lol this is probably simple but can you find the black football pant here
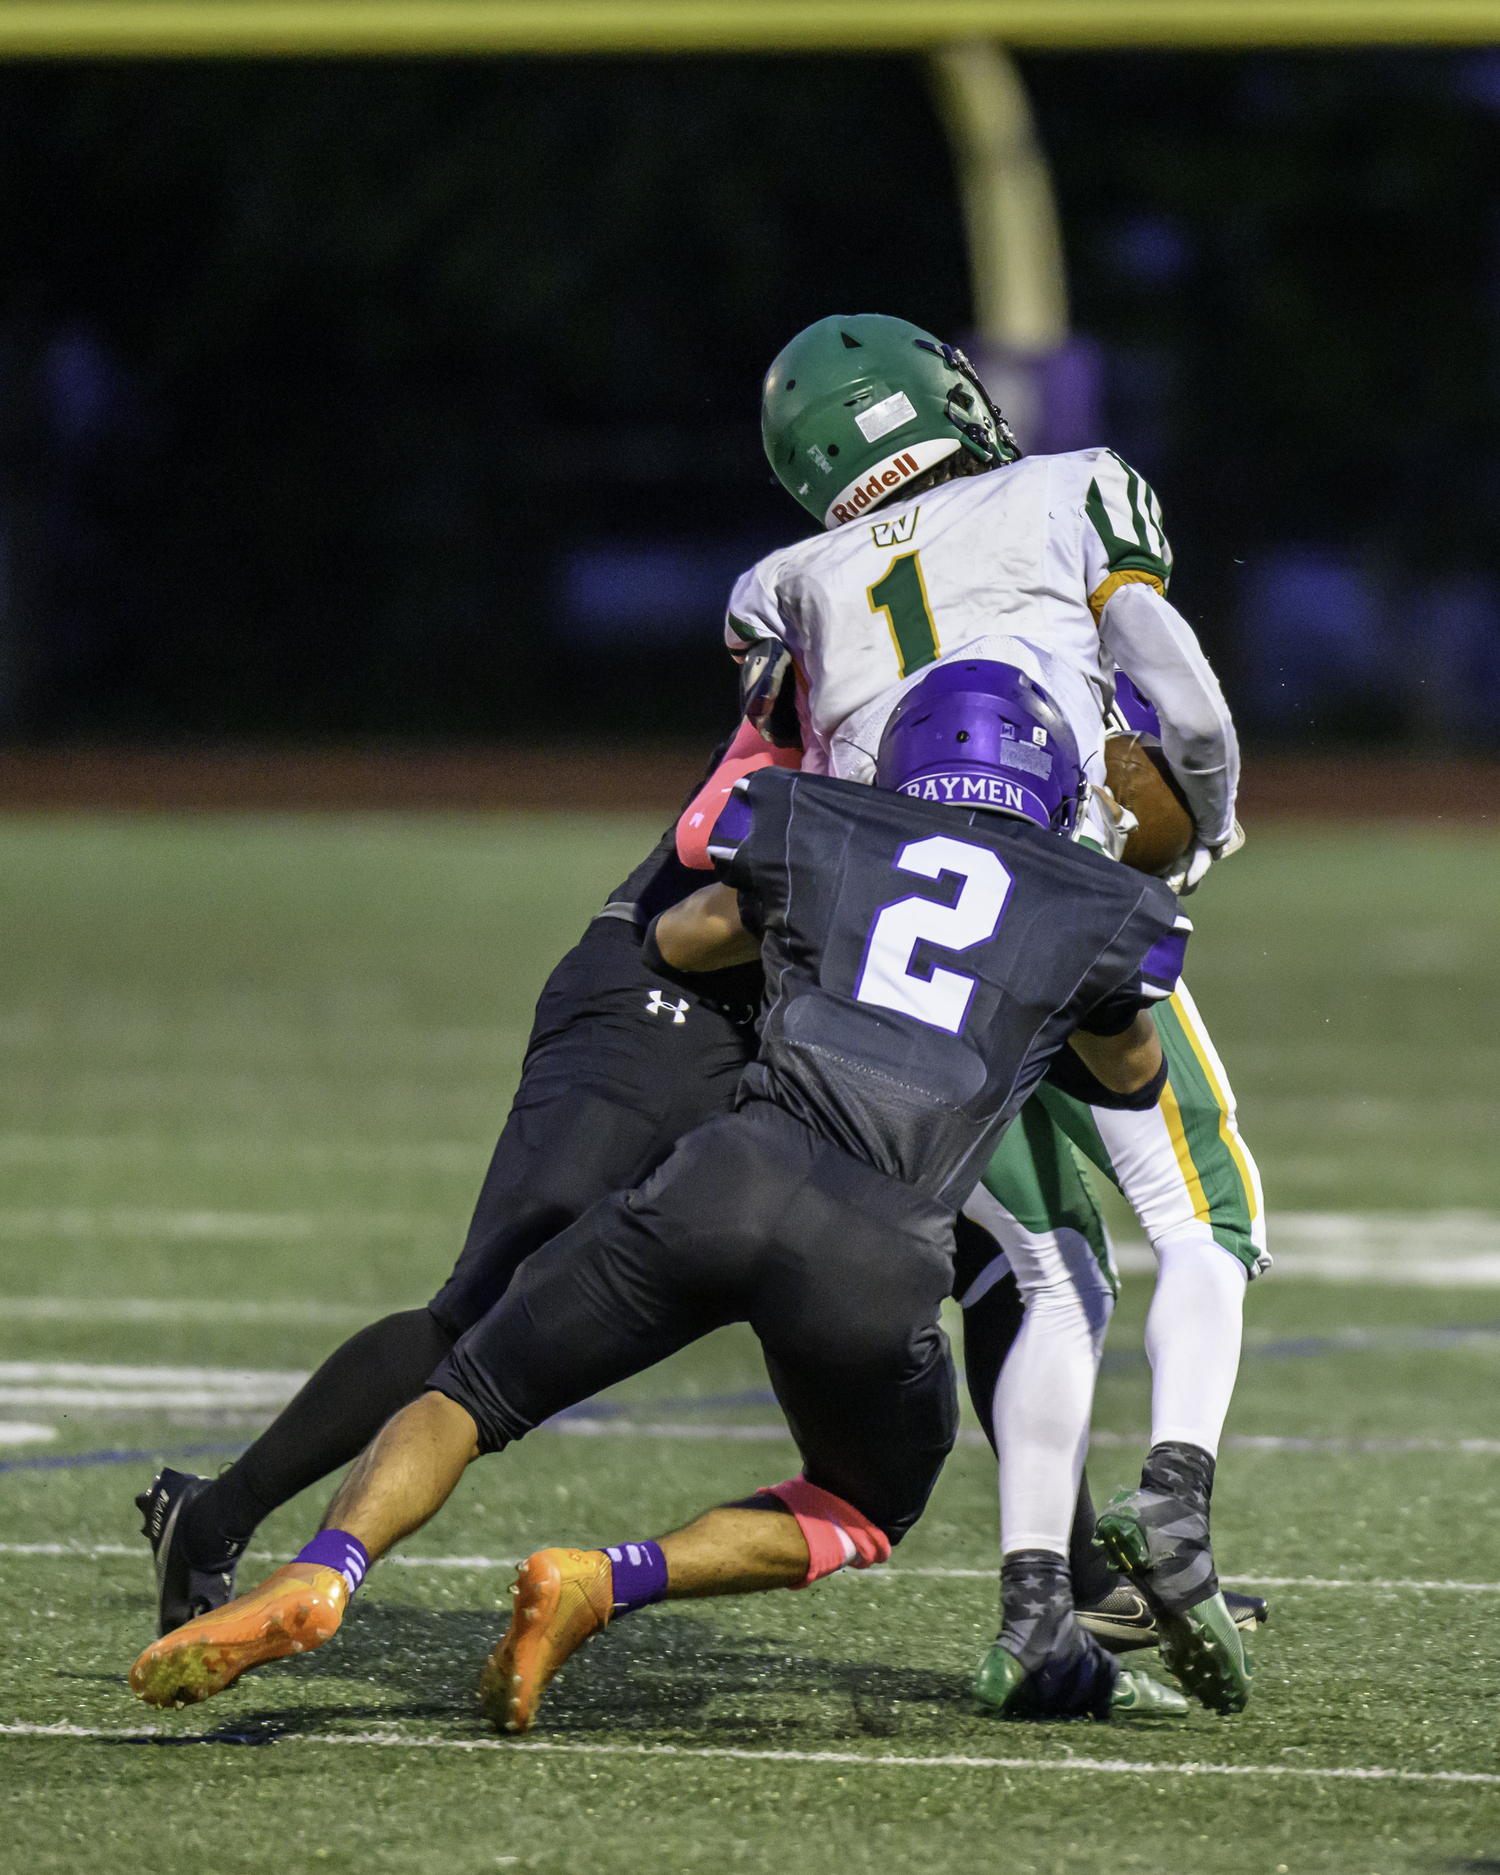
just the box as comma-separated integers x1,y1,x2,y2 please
432,1100,961,1544
188,918,759,1552
429,917,759,1334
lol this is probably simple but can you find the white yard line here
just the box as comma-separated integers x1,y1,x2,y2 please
0,1298,375,1324
1114,1210,1500,1284
3,1208,1500,1280
0,1390,295,1410
552,1417,792,1442
0,1425,56,1447
1,1392,1498,1456
0,1137,481,1172
0,1210,442,1241
0,1360,307,1414
6,1543,1499,1593
0,1363,309,1388
1087,1429,1500,1456
0,1721,1494,1783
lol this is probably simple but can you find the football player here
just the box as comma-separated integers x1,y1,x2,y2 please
129,657,1193,1727
713,314,1266,1713
131,727,1134,1648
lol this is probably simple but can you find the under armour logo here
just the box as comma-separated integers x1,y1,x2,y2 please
645,990,690,1025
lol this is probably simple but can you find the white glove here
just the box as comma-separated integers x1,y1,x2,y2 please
1166,819,1245,895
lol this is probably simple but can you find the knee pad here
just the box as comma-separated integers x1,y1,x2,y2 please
762,1476,893,1587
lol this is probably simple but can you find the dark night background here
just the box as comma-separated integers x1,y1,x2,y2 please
3,50,1499,747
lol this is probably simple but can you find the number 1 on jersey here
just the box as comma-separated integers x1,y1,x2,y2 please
868,551,939,677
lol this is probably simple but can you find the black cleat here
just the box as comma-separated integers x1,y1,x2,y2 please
1076,1580,1158,1653
135,1468,246,1636
1078,1582,1270,1654
1225,1588,1269,1633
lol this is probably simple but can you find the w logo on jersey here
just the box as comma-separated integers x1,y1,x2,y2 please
645,990,690,1025
870,508,920,549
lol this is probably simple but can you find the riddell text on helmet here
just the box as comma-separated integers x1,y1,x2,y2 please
824,437,960,529
829,453,923,526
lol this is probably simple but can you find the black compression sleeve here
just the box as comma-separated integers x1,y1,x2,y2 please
1074,987,1145,1036
181,1308,456,1557
1045,1041,1170,1112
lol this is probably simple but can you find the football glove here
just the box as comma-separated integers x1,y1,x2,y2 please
1167,819,1245,895
738,637,801,748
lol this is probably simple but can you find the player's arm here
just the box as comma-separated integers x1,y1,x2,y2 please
1047,906,1188,1108
675,569,807,872
1079,451,1239,853
647,884,762,975
1066,1012,1163,1099
676,719,802,870
1100,584,1239,853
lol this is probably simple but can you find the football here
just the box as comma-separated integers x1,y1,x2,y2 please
1103,733,1195,876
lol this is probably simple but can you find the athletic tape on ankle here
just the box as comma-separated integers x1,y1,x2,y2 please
295,1529,369,1597
763,1476,892,1587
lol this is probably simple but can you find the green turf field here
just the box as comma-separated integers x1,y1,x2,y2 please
2,814,1499,1874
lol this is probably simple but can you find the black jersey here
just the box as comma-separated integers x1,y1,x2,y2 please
709,768,1188,1211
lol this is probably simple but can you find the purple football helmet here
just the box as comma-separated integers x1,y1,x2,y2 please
874,658,1086,834
1112,672,1163,739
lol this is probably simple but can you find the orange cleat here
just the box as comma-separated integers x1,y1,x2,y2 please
129,1562,350,1708
480,1547,614,1734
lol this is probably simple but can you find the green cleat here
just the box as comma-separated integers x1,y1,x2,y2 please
1156,1589,1252,1715
1110,1669,1190,1717
973,1639,1187,1721
973,1639,1031,1714
1095,1492,1252,1715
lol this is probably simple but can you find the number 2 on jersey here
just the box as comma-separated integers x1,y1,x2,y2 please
868,551,939,677
854,835,1013,1035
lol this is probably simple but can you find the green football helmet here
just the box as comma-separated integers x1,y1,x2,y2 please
761,313,1020,531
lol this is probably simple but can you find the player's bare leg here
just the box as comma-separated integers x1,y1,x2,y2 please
482,1502,812,1733
130,1393,479,1707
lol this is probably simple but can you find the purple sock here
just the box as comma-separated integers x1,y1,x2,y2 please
603,1539,667,1615
296,1528,370,1598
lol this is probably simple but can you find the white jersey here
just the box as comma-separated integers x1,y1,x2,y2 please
725,448,1238,847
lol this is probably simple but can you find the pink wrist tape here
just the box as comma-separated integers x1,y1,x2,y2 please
764,1475,892,1587
676,719,802,870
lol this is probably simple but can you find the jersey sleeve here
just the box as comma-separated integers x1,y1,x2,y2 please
1080,450,1174,622
724,559,789,661
704,776,756,876
676,719,802,870
1074,911,1192,1032
1100,584,1239,848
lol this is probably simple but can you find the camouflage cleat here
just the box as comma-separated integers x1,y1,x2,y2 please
1077,1580,1270,1654
1095,1487,1252,1714
973,1637,1186,1721
480,1547,614,1734
129,1562,349,1708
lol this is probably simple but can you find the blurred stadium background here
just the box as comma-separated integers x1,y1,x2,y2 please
2,3,1500,781
4,9,1500,1873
